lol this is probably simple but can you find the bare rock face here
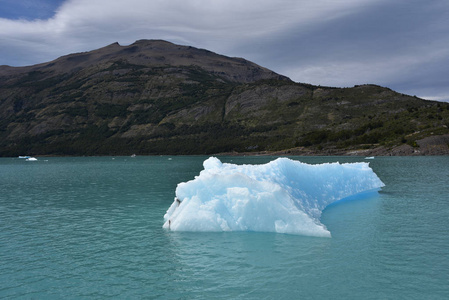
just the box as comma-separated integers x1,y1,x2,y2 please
416,134,449,155
0,40,286,83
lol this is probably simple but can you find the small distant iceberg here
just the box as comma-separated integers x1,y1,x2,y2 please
365,156,375,160
19,155,38,161
163,157,384,237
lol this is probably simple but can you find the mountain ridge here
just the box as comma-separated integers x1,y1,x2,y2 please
0,40,448,156
0,40,287,83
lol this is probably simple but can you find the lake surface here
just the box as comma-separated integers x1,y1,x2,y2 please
0,156,448,299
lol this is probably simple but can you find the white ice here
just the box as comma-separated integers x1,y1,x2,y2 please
163,157,384,237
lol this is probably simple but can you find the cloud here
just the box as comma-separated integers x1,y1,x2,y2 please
0,0,448,101
0,0,380,62
237,0,449,100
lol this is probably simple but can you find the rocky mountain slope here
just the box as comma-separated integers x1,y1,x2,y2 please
0,39,448,156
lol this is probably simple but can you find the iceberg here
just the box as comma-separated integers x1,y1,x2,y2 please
163,157,384,237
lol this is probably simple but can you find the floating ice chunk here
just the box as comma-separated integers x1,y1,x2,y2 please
163,157,384,237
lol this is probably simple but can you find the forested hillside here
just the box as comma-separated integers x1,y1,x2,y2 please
1,40,448,156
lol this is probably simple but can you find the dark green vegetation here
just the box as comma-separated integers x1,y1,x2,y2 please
1,40,448,156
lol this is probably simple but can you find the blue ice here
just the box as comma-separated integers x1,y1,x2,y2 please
163,157,384,237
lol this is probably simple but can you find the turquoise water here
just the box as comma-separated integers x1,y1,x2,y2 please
0,156,448,299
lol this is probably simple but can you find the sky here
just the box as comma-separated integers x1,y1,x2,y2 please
0,0,448,102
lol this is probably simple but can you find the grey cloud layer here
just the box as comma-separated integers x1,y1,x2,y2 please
0,0,447,101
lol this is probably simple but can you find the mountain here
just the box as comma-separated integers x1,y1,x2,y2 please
0,39,448,156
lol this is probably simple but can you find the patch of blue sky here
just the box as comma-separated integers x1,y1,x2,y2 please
0,0,66,20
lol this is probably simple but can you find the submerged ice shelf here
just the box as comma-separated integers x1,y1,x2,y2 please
163,157,384,237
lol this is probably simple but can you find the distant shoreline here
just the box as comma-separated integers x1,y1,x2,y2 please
4,133,448,158
216,134,449,157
